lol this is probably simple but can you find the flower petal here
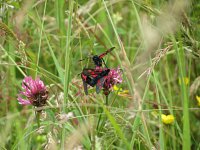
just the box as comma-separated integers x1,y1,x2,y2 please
35,77,45,91
161,114,175,124
17,96,31,105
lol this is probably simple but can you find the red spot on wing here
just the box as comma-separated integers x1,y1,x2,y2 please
81,73,87,81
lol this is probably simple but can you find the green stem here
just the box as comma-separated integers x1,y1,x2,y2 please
36,112,40,128
96,95,109,132
106,95,108,105
61,1,74,149
96,109,102,132
172,35,190,150
35,0,47,77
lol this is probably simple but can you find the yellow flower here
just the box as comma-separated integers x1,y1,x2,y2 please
179,77,189,85
118,90,129,95
113,85,129,97
113,85,129,94
196,96,200,107
161,114,175,124
113,85,122,91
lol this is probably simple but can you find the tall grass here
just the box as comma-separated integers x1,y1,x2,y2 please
173,36,191,150
0,0,199,149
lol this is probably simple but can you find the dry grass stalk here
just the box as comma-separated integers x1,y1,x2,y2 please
138,44,173,79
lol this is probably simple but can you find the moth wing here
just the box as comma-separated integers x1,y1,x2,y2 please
82,79,88,95
96,77,106,94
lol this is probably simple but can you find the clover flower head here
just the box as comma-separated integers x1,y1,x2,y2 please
103,67,122,96
17,76,48,107
161,114,175,125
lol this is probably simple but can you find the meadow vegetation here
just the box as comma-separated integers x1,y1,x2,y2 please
0,0,200,149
